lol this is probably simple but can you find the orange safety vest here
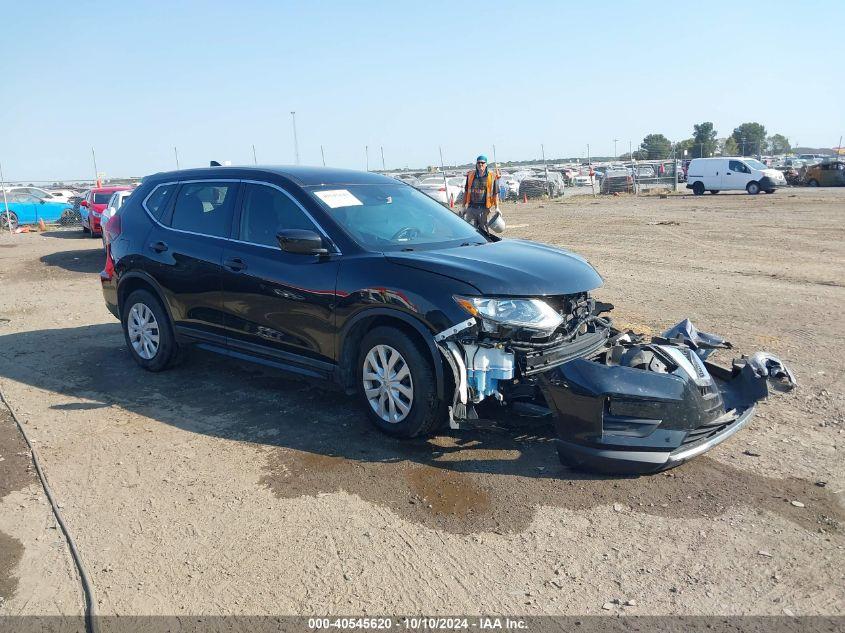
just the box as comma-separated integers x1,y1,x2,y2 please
464,169,498,209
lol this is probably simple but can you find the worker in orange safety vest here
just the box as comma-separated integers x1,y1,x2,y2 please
462,155,499,231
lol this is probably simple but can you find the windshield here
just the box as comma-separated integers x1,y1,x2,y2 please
94,192,114,204
744,159,767,170
308,183,486,251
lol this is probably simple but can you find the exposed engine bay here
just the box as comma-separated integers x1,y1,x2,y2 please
435,294,795,474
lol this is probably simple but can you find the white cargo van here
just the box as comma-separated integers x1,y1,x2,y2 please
686,157,786,195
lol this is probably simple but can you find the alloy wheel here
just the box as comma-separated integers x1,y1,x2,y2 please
362,344,414,423
128,302,160,360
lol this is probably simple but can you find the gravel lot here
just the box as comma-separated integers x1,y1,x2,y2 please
0,187,843,617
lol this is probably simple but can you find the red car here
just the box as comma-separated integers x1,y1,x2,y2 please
80,186,132,236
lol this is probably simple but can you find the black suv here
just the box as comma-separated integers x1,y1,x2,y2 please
101,166,784,474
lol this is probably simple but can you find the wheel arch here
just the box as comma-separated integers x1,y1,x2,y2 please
117,271,175,325
337,308,446,401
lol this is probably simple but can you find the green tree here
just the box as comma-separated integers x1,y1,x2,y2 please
731,122,767,156
675,138,695,157
692,122,718,158
639,133,672,160
767,134,791,154
723,137,739,156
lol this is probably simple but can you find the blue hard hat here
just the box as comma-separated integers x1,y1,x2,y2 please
476,155,488,163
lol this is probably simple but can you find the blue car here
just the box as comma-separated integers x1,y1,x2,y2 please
0,192,70,229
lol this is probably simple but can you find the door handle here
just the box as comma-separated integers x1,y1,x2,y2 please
149,241,168,253
224,257,247,272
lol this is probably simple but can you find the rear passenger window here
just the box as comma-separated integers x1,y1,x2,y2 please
171,182,238,238
238,183,318,247
144,184,176,220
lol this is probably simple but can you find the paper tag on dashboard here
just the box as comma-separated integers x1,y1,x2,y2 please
314,189,363,208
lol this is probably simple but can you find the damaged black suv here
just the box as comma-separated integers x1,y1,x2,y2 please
100,166,794,474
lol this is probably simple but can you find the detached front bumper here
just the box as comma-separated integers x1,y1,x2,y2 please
537,351,775,475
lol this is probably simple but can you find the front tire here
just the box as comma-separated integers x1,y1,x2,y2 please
122,289,180,372
765,189,775,194
691,181,704,195
746,181,761,195
0,211,18,231
357,326,443,438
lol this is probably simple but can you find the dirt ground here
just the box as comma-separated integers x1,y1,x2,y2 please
0,187,842,617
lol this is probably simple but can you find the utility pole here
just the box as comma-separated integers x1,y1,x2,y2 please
290,111,300,165
741,136,746,156
629,140,632,160
438,146,451,209
365,145,369,171
1,162,12,237
320,145,326,167
174,146,180,170
380,146,385,172
541,143,550,196
91,148,100,185
252,144,257,165
613,138,618,160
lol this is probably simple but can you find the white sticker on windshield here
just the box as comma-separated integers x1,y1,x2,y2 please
314,189,363,209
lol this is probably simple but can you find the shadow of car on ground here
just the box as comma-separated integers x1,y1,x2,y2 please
39,248,104,274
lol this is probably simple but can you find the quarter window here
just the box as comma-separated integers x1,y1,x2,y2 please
144,184,176,219
238,183,318,247
171,182,237,238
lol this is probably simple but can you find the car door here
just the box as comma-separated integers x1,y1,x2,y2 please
220,181,340,373
143,180,239,344
5,194,39,224
724,160,750,190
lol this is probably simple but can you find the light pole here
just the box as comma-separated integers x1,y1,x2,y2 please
365,145,369,172
613,138,618,160
174,146,180,170
741,135,746,156
290,111,300,165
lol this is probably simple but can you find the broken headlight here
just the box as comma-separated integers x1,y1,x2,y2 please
454,295,564,334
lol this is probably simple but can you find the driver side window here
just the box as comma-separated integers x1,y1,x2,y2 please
238,183,318,247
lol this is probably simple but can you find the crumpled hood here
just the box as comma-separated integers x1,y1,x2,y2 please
386,239,603,295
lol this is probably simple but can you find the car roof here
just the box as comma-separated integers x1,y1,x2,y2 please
144,165,397,187
92,186,132,193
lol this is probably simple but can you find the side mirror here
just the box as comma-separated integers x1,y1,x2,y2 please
80,200,89,208
39,199,45,204
277,229,328,256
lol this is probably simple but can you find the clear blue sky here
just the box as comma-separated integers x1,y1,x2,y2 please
2,0,843,181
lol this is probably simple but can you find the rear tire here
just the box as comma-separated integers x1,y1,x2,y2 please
691,182,705,195
357,326,444,438
765,190,775,194
122,289,181,372
746,181,760,195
